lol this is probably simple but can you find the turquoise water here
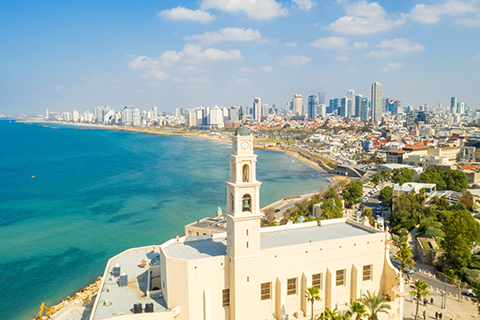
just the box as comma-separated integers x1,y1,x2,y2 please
0,120,331,320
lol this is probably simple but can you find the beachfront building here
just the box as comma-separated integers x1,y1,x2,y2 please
88,125,404,320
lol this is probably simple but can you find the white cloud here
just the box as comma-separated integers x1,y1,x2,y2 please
261,65,274,73
177,65,211,73
364,38,425,58
335,55,351,62
381,62,405,72
328,1,405,34
200,0,288,20
171,76,211,84
141,70,170,81
453,13,480,27
353,41,368,50
127,55,169,70
163,44,243,64
53,85,65,91
277,55,312,65
409,1,476,24
232,78,250,86
293,0,317,11
285,42,298,47
473,53,480,58
158,6,215,23
311,37,349,50
239,67,255,72
185,27,261,44
310,37,368,50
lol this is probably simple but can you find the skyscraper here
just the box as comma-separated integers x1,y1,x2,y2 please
371,82,383,123
318,92,325,105
360,98,369,121
307,95,318,120
339,97,352,118
355,94,363,118
347,89,355,116
253,97,261,121
451,97,457,114
293,94,303,116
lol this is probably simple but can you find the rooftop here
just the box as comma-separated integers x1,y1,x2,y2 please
93,247,168,320
163,237,227,260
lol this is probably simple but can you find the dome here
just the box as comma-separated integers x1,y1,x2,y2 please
235,125,250,136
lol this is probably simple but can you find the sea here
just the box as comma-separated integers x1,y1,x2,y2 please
0,120,332,320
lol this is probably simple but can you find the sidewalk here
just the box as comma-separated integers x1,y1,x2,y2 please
403,289,478,319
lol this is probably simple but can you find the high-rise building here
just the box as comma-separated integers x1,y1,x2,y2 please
152,107,158,120
355,94,363,118
185,109,196,127
121,106,134,125
339,97,352,118
132,109,141,126
261,104,270,117
72,110,79,122
347,90,355,116
371,82,383,123
318,92,325,105
318,104,326,117
293,94,303,116
307,95,318,120
174,108,179,117
360,98,369,121
451,97,457,114
253,97,261,121
457,102,466,114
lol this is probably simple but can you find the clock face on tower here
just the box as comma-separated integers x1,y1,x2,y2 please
241,141,249,149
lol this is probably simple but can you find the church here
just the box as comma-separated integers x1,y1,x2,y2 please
88,126,405,320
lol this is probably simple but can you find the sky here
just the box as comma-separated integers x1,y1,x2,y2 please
2,0,480,115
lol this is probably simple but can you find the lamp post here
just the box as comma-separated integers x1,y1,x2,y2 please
444,273,447,309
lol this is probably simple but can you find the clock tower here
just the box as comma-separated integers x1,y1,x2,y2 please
226,124,262,319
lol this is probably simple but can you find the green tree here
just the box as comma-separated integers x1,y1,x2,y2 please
350,301,367,320
410,279,430,320
416,167,446,189
318,308,350,320
441,169,468,192
371,173,382,186
393,238,416,277
392,168,415,186
380,169,391,182
390,191,421,231
342,181,364,208
361,291,391,320
448,269,463,302
441,210,480,269
378,186,393,208
459,191,474,211
305,286,321,320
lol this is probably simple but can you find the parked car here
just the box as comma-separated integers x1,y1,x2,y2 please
467,289,477,297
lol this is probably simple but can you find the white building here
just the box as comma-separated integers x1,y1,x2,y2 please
253,98,261,121
371,82,383,123
293,94,303,116
89,127,404,320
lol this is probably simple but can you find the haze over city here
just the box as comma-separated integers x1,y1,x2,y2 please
2,0,480,115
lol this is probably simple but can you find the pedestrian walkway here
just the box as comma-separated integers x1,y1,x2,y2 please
403,288,478,319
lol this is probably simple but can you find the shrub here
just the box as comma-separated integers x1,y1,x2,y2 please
425,226,444,238
461,267,480,286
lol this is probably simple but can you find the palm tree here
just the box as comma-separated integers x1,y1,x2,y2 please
410,279,430,320
305,286,321,320
393,238,416,278
361,291,391,320
350,301,367,320
318,308,350,320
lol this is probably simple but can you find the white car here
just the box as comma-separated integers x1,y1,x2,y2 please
467,289,477,297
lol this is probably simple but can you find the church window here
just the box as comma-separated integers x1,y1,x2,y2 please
287,278,297,295
242,164,250,182
222,289,230,307
312,273,322,290
261,282,271,300
242,194,252,212
363,265,372,281
336,269,346,286
230,193,234,211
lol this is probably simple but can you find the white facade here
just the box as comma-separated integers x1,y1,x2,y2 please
253,97,261,121
371,82,383,123
293,94,303,116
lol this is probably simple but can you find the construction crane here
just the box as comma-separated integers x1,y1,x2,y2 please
36,302,56,319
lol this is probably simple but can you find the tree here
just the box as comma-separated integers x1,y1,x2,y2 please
416,167,446,189
459,191,474,211
342,181,364,208
393,238,416,278
318,308,350,320
350,301,367,320
305,286,321,320
371,173,382,186
361,291,391,320
380,169,391,182
378,186,393,208
441,210,480,269
441,169,468,192
448,269,463,302
390,191,421,231
410,279,430,320
392,168,415,186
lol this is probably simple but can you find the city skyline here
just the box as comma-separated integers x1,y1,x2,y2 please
2,0,480,115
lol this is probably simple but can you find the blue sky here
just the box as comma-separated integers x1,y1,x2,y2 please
1,0,480,115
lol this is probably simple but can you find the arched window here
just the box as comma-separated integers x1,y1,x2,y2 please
230,193,234,211
242,194,252,212
242,164,250,182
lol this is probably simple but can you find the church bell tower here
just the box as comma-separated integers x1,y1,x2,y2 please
226,124,262,319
